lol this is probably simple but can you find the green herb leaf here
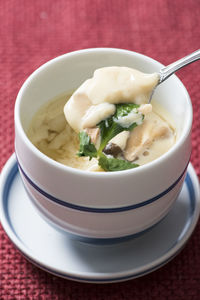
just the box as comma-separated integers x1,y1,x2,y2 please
98,154,139,172
98,118,123,153
115,103,139,118
77,131,97,160
97,103,143,153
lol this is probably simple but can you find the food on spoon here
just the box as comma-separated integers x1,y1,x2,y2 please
64,67,159,133
63,67,175,171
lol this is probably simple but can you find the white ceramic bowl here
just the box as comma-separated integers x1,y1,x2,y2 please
14,48,192,240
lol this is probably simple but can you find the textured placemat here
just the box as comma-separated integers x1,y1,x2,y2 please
0,0,200,299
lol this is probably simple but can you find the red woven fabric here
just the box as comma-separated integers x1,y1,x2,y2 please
0,0,200,299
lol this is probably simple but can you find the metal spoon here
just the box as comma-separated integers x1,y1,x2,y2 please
149,49,200,102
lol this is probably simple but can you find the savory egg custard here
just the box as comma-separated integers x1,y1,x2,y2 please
28,67,176,172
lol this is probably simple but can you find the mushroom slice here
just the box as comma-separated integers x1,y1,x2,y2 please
124,124,152,161
85,127,100,146
124,112,172,162
103,131,130,158
103,143,123,157
109,131,130,151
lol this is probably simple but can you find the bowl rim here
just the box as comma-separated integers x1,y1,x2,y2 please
14,47,193,178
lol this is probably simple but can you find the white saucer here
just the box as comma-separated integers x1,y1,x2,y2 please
0,154,200,283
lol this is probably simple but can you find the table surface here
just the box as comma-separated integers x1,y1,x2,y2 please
0,0,200,299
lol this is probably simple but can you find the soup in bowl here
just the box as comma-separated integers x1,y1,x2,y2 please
14,48,192,239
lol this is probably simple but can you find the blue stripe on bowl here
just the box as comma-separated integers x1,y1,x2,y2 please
17,161,188,213
21,182,168,244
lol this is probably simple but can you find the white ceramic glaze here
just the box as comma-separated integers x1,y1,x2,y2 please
14,48,193,239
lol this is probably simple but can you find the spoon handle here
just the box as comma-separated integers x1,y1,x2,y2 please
159,49,200,83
